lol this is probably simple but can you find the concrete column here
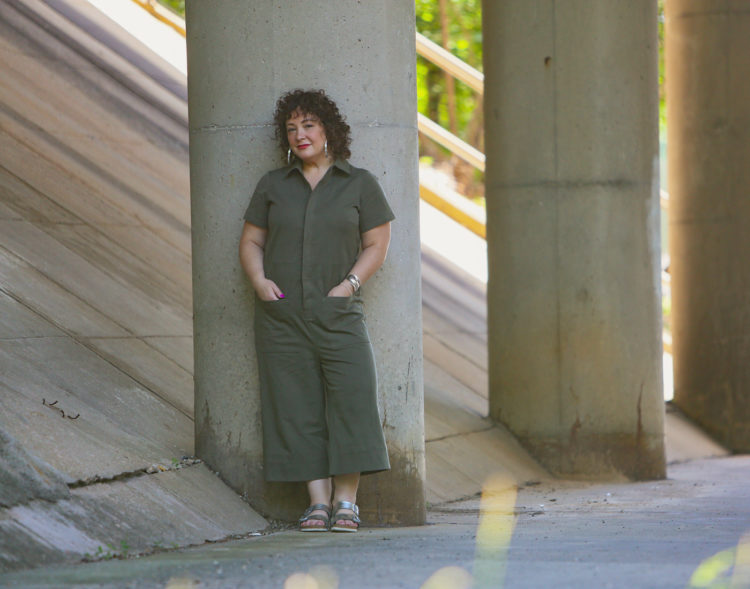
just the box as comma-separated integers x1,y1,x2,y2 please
186,1,425,524
483,0,665,479
667,2,750,452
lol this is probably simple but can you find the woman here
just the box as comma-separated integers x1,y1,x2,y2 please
239,89,394,532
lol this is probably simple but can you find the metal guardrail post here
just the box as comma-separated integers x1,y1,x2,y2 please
415,32,484,94
419,183,485,239
417,114,485,172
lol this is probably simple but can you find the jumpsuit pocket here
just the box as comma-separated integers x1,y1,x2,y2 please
255,299,298,349
321,294,356,314
256,299,291,319
325,295,353,303
317,297,369,344
258,298,289,309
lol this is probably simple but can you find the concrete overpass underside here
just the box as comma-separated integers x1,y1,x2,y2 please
0,0,727,573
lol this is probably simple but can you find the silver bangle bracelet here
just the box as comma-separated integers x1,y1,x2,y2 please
346,274,361,292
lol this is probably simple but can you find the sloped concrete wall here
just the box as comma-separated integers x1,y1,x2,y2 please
0,0,266,572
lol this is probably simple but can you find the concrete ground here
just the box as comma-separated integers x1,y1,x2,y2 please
2,455,748,589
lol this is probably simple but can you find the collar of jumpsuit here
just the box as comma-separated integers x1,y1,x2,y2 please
284,157,352,178
244,158,394,315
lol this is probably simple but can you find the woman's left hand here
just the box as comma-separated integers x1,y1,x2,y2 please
327,281,355,298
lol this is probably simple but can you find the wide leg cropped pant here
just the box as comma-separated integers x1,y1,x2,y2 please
254,296,390,482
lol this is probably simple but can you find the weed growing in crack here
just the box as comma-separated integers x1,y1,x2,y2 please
82,540,131,562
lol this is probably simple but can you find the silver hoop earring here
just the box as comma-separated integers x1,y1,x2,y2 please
287,148,292,165
324,140,328,158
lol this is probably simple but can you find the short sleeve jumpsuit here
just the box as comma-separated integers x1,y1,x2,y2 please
244,159,394,482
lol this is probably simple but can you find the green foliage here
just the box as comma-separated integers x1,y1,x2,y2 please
416,0,482,143
84,540,130,562
416,1,484,198
157,0,184,17
658,0,666,135
96,545,115,560
416,0,482,69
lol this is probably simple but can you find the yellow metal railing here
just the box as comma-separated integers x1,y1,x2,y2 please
419,182,486,239
417,114,485,172
415,32,484,95
414,32,486,238
131,0,186,35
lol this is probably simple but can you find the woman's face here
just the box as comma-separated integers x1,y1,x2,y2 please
286,110,328,165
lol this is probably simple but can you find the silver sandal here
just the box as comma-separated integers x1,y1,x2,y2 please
298,503,331,532
330,500,360,533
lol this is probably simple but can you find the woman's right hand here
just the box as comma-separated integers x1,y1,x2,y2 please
240,223,283,301
254,278,285,302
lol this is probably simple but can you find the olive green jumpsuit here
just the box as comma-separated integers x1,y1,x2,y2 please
244,159,394,482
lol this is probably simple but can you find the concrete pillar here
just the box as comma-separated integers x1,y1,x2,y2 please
667,2,750,452
186,1,425,524
483,0,665,479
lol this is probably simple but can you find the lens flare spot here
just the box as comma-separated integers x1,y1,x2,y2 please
284,565,339,589
420,565,473,589
284,572,319,589
688,533,750,588
473,473,518,589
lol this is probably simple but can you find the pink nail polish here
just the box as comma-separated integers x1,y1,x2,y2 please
279,293,285,299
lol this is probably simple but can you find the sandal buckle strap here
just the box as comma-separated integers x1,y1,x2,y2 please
332,501,361,525
299,503,331,522
334,501,359,515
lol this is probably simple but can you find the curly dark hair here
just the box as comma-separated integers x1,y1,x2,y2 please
273,89,352,162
